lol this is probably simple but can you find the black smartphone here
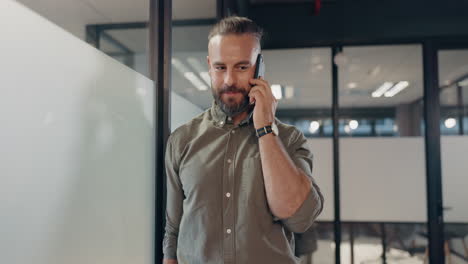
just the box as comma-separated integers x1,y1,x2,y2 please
253,54,265,79
250,54,265,105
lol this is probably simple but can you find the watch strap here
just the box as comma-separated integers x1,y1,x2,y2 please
256,125,273,138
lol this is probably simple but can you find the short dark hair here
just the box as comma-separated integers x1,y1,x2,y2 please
208,16,264,45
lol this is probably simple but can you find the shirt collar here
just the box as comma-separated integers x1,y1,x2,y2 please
210,100,254,127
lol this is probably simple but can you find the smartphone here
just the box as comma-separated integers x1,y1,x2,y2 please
253,54,265,79
250,54,265,105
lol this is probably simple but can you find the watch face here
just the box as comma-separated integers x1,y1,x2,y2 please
272,123,279,136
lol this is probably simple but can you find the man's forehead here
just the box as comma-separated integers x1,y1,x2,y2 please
208,34,260,63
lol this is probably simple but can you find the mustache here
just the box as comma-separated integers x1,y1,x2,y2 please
219,85,247,95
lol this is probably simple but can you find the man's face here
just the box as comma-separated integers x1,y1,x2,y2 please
207,34,260,117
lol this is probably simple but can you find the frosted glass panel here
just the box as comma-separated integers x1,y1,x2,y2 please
340,138,427,222
0,1,154,264
308,139,334,221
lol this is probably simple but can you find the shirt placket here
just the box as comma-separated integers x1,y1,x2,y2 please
222,122,237,264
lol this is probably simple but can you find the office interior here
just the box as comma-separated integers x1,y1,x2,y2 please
1,0,467,263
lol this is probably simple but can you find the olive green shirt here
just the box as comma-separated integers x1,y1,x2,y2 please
163,101,324,264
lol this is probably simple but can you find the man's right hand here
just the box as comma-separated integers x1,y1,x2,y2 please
163,258,177,264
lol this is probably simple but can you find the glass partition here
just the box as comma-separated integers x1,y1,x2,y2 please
0,1,155,264
338,45,428,263
438,49,468,264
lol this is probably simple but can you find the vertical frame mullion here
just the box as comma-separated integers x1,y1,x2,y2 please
332,45,342,264
423,40,445,264
149,0,172,263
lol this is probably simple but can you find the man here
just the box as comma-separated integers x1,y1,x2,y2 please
163,16,323,264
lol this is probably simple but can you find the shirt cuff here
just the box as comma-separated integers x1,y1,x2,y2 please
280,185,323,233
163,234,178,259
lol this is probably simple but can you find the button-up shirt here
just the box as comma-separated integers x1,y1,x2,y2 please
163,101,324,264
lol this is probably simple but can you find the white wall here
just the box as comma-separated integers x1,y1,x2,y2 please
0,1,156,264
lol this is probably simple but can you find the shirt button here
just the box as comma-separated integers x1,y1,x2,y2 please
226,192,231,198
228,117,232,121
231,130,235,134
226,229,232,234
219,121,224,125
227,159,232,164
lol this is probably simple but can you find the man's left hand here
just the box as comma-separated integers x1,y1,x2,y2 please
249,77,278,129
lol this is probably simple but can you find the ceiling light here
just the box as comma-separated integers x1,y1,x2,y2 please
349,120,359,130
271,84,283,100
285,85,294,99
333,52,348,66
309,121,320,134
199,72,211,85
172,58,208,91
347,82,357,89
184,72,208,91
186,57,205,72
444,118,457,129
187,57,211,85
344,125,351,134
384,81,409,97
458,78,468,87
372,82,394,98
172,58,190,73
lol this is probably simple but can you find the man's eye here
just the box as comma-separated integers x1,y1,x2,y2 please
215,66,225,70
239,66,249,70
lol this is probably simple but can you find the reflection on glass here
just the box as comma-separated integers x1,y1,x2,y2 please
100,28,149,78
338,45,427,263
438,49,468,264
299,222,335,264
338,45,424,138
342,223,428,264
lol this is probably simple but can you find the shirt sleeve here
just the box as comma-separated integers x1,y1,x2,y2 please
279,130,324,234
162,135,184,259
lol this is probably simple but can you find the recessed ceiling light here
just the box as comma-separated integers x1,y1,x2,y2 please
349,120,359,130
172,58,208,91
285,85,294,99
372,82,394,98
333,52,348,66
444,118,457,129
384,81,409,97
344,125,351,134
271,84,283,100
186,57,205,72
184,72,208,91
458,78,468,87
309,121,320,134
199,72,211,85
347,82,357,89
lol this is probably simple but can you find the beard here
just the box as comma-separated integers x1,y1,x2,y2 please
212,84,252,117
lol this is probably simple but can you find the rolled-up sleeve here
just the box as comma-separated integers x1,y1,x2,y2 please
279,130,324,233
162,135,184,259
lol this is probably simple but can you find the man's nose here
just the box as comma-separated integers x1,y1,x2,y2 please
224,69,236,86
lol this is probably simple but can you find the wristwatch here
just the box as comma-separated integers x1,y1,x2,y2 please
256,122,279,138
